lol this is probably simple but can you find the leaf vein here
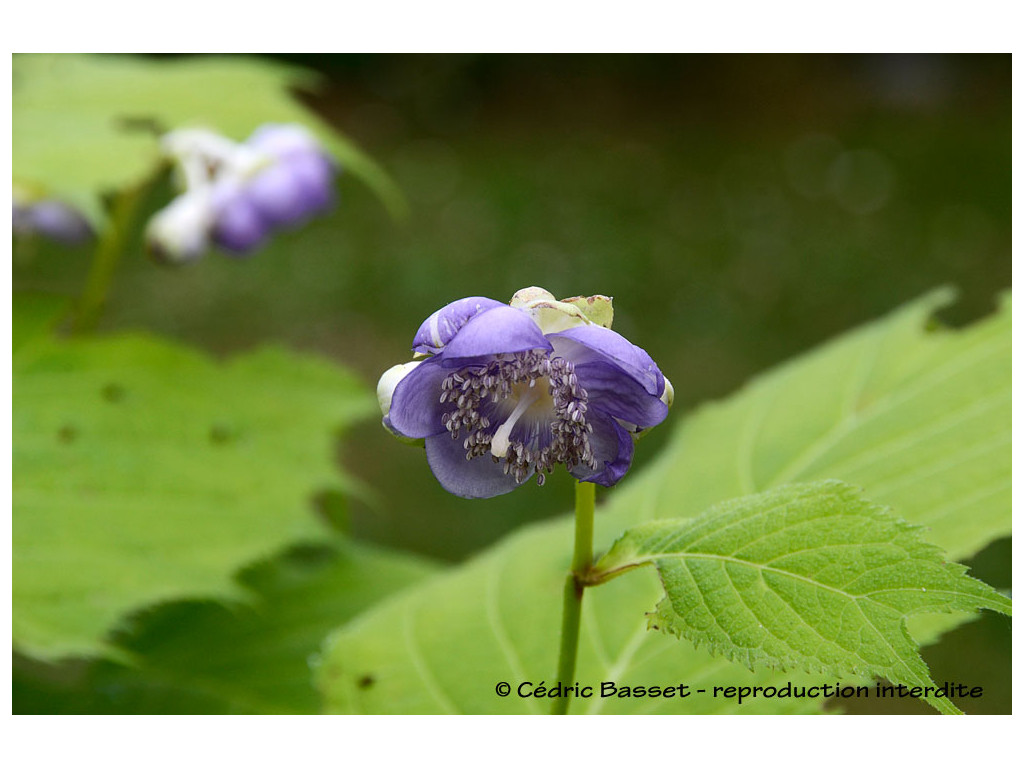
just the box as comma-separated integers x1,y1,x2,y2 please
768,332,1005,486
402,607,458,714
810,386,1007,480
484,557,541,713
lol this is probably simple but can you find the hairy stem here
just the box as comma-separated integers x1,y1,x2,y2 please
551,480,595,715
71,186,146,334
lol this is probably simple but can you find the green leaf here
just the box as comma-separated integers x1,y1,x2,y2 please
15,542,437,714
594,481,1011,715
628,288,1011,562
319,515,834,714
13,295,377,660
318,290,1010,714
13,53,405,226
11,293,68,354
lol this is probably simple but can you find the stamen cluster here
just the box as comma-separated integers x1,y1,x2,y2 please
439,351,597,485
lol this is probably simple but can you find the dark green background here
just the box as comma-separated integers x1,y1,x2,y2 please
14,54,1011,713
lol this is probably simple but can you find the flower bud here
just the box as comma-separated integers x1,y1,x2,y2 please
145,188,215,263
161,128,240,189
242,125,337,227
244,162,319,227
148,123,339,263
510,286,613,334
660,376,674,408
211,191,269,253
246,124,323,157
377,361,426,445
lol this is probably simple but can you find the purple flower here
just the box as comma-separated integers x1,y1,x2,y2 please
224,124,336,236
378,288,672,498
209,180,269,254
12,196,93,246
147,125,338,262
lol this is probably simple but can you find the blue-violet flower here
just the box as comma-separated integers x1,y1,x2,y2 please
146,124,337,263
378,287,673,498
12,187,93,246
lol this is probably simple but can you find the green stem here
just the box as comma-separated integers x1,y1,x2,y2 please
551,480,595,715
71,186,145,334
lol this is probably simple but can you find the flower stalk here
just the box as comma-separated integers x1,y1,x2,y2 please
70,184,147,334
377,288,672,714
551,480,596,715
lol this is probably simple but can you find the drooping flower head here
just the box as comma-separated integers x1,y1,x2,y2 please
378,288,673,498
146,124,337,263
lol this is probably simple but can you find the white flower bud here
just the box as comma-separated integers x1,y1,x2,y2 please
660,376,674,408
162,128,242,190
377,360,426,447
145,188,216,263
377,360,422,418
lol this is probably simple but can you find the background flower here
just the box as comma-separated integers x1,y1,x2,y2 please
147,125,338,262
12,192,93,246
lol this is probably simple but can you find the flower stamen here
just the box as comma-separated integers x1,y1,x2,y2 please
439,350,598,485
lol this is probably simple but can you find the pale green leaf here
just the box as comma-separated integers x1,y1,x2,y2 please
595,481,1011,715
15,542,437,714
319,515,831,714
318,291,1009,714
13,53,405,226
619,288,1011,561
13,295,377,660
11,293,68,354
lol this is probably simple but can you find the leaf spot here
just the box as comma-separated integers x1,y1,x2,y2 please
101,383,126,403
357,674,376,689
209,424,236,445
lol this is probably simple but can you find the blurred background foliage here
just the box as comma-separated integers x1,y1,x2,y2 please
13,54,1010,712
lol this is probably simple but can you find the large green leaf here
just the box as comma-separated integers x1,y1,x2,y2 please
13,53,405,225
625,288,1011,561
322,517,839,715
13,295,377,660
14,542,436,714
318,290,1009,713
595,481,1010,715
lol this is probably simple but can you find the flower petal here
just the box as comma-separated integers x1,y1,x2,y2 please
549,325,664,397
386,358,450,439
145,189,215,263
571,410,634,486
288,152,336,213
246,163,317,227
213,194,269,253
20,200,94,245
412,297,506,355
377,360,423,418
438,305,552,363
573,360,669,429
425,433,530,498
246,123,323,158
